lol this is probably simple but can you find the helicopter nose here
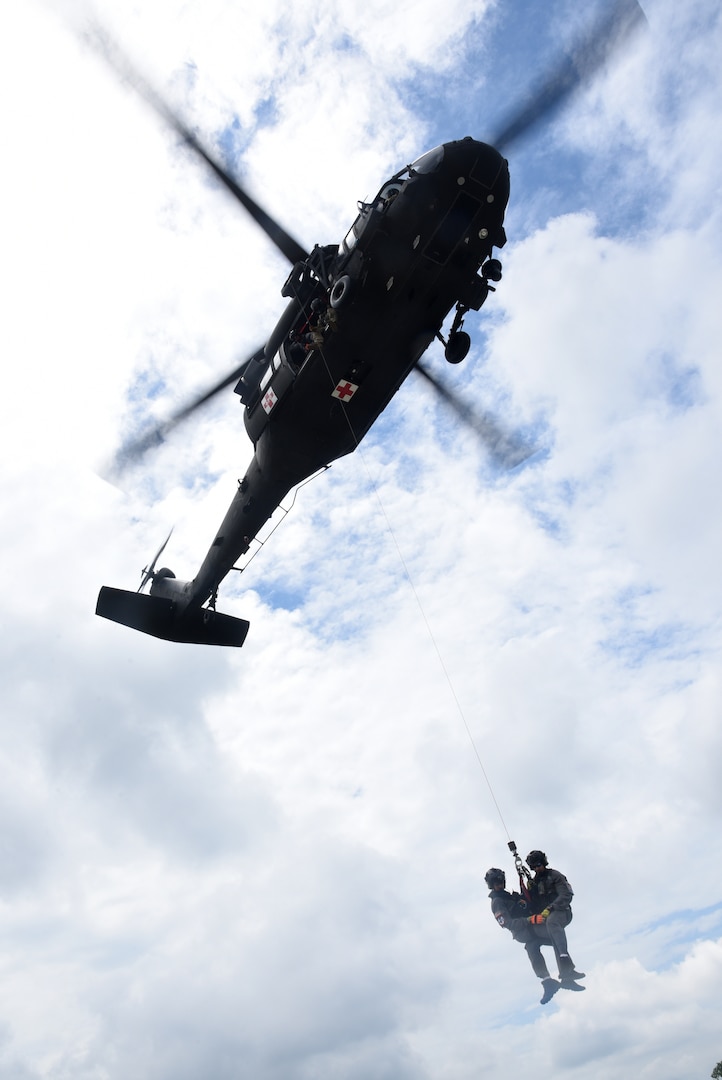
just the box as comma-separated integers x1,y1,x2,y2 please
433,140,509,254
444,139,509,208
472,142,509,197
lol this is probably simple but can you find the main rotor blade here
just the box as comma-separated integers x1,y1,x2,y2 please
489,0,646,153
415,361,533,470
111,351,259,475
85,24,308,266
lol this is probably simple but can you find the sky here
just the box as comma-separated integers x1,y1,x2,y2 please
1,0,721,1077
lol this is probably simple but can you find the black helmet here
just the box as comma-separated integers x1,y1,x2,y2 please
526,850,548,869
485,867,506,888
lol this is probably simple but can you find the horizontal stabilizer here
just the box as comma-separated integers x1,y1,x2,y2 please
96,587,250,647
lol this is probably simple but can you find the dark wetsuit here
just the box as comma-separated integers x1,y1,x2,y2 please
489,888,552,980
490,888,527,932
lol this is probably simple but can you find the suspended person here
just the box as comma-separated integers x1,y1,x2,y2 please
484,867,563,1004
526,849,585,990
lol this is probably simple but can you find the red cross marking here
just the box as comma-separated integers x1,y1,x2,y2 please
333,381,358,401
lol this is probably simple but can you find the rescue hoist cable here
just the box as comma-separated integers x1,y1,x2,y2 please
376,512,514,844
299,308,514,844
317,370,514,842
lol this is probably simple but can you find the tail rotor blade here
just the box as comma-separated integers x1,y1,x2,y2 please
415,360,533,470
139,528,174,592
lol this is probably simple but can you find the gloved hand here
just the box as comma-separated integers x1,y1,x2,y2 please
541,908,551,918
528,909,550,924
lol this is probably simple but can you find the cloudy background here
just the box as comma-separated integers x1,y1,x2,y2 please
1,0,721,1076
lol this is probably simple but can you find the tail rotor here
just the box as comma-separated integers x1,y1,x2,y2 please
138,529,173,593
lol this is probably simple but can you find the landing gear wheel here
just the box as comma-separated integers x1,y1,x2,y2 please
445,331,471,364
482,258,502,282
330,275,354,309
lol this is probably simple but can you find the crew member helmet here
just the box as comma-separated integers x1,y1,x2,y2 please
484,868,506,888
526,850,548,869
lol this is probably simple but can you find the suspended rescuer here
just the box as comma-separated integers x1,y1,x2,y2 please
485,853,585,1005
526,849,585,989
485,867,562,1004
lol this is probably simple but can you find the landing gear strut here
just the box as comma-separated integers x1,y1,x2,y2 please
438,302,472,364
438,257,503,364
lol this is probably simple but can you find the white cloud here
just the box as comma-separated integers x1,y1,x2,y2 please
1,0,721,1077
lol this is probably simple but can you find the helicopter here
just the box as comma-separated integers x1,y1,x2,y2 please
95,0,645,648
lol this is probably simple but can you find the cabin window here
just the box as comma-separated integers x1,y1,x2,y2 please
259,364,273,392
411,145,445,173
259,349,283,392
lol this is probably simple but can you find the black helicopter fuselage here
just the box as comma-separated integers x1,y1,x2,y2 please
98,137,509,645
94,3,646,646
159,138,508,607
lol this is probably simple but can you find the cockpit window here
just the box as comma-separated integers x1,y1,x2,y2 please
376,182,403,210
339,178,406,256
342,223,359,254
340,204,372,254
411,145,445,173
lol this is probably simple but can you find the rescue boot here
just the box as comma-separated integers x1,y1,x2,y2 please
558,954,585,981
539,978,561,1005
559,979,586,991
